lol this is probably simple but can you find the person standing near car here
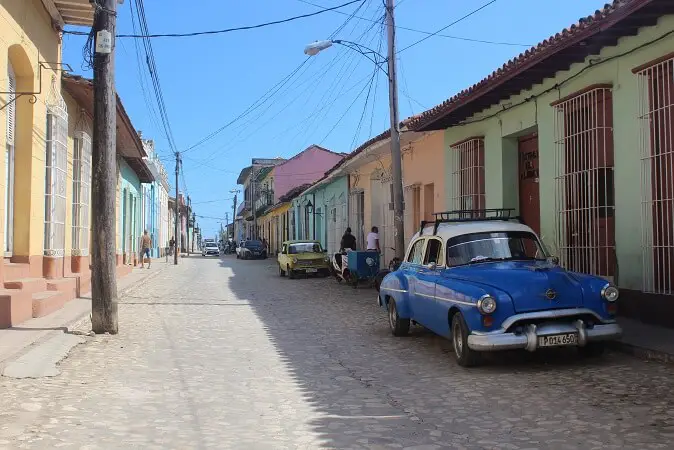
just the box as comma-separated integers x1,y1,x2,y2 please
367,226,380,253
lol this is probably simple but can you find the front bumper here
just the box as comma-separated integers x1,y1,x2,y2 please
467,319,622,352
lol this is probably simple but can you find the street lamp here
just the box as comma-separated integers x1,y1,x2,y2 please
304,0,405,261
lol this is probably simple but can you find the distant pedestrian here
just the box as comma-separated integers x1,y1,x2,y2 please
169,237,175,257
367,226,380,253
340,227,357,251
141,230,152,268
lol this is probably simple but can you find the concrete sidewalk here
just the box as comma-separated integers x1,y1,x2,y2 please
0,260,170,368
614,317,674,364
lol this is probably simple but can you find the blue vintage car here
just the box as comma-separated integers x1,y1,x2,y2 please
378,209,622,367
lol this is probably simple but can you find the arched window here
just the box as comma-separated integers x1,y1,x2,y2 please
5,62,16,255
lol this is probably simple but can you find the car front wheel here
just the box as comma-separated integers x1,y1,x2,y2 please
388,299,410,337
452,313,482,367
288,265,295,279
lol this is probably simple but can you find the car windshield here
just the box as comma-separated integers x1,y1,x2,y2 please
205,243,218,248
288,243,322,254
446,231,547,267
245,240,263,248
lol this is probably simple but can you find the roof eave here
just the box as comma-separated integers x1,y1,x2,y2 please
412,0,671,131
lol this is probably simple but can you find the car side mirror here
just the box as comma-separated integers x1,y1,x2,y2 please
548,256,559,265
426,262,437,271
323,249,328,253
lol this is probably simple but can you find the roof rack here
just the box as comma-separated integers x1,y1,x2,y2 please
419,209,522,235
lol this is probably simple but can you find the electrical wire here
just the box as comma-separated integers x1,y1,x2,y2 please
64,0,361,38
398,0,499,53
133,0,179,154
297,0,531,47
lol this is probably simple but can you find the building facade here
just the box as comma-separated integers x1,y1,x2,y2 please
410,0,674,327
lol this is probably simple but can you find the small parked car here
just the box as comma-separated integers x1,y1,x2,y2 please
237,239,267,260
202,242,220,257
378,209,622,367
278,240,330,278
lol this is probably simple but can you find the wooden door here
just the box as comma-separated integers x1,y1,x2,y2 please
518,134,541,235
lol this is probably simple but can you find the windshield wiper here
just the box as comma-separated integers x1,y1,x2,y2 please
467,257,507,264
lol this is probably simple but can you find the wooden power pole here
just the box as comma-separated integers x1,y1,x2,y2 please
174,152,179,265
91,0,119,334
186,195,190,255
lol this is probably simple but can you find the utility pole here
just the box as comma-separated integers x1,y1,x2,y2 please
251,168,257,239
174,152,179,265
386,0,405,261
186,195,191,255
91,0,118,334
191,212,195,253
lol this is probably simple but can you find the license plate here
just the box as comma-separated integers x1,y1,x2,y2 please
305,268,318,273
538,333,578,347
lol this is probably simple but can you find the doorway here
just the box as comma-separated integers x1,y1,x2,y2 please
518,134,541,235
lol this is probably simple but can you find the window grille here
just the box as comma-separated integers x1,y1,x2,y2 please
5,63,16,255
450,138,485,210
553,86,615,278
72,132,91,256
44,95,68,257
636,56,674,294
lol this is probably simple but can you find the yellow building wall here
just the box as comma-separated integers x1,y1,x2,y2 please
401,131,445,240
0,0,63,263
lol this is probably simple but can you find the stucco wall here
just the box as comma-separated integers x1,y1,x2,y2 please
0,0,63,261
442,15,674,291
402,131,445,240
274,147,343,200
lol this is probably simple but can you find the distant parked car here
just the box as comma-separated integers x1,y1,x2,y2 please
237,239,267,260
277,240,330,279
378,209,622,367
202,242,220,257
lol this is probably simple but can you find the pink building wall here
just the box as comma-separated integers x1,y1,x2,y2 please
273,145,344,202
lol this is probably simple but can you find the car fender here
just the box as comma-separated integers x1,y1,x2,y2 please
436,275,516,333
378,270,412,318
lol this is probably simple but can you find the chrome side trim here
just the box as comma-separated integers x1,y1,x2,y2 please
471,308,612,335
416,292,476,307
381,287,408,294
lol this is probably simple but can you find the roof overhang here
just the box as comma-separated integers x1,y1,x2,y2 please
42,0,94,27
62,74,154,183
237,166,252,185
412,0,674,131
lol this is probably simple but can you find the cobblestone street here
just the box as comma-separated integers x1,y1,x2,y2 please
1,256,674,449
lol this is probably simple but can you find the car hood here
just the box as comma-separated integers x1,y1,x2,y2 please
448,261,584,313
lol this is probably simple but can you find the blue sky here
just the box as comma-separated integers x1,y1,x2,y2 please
63,0,610,238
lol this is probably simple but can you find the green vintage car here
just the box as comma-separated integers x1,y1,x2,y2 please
277,240,331,279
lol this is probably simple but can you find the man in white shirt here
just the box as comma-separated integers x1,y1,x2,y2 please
366,226,380,253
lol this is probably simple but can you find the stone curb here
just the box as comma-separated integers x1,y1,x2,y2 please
608,341,674,365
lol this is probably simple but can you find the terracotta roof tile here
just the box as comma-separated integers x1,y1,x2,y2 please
410,0,665,131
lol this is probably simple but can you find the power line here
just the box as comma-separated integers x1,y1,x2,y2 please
64,0,361,38
398,0,499,53
297,0,530,47
132,0,179,154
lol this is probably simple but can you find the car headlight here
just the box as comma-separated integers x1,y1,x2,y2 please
477,295,497,315
601,284,619,302
292,257,298,264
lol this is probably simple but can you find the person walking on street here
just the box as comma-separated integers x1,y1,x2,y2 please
340,227,357,252
169,237,175,256
367,226,380,253
141,230,152,269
